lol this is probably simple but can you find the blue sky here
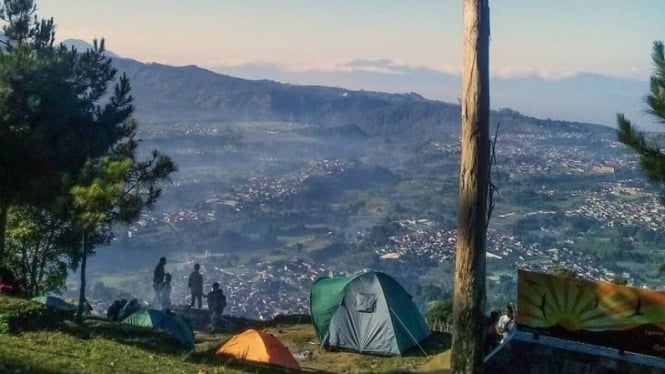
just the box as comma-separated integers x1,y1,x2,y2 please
37,0,665,79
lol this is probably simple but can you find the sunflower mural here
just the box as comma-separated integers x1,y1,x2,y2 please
518,270,665,332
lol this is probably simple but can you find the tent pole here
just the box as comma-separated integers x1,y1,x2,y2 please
390,307,428,357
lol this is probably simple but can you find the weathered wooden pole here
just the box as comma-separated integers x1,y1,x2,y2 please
451,0,490,373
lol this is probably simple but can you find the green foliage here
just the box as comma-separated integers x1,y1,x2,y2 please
0,0,176,321
0,0,135,263
426,299,453,325
0,295,67,333
0,295,263,374
617,41,665,203
616,41,665,278
5,206,70,296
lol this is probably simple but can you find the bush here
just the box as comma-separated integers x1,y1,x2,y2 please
0,296,67,333
426,299,453,325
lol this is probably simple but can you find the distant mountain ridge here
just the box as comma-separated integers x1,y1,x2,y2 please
60,39,613,139
212,59,650,128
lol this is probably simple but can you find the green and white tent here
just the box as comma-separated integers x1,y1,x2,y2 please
310,271,431,355
122,309,195,348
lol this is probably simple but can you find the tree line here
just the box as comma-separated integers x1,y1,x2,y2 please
0,0,175,318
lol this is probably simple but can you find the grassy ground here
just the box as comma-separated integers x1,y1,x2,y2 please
0,295,451,374
258,324,451,373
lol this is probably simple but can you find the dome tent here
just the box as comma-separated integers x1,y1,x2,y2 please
216,329,300,370
310,271,431,355
122,309,194,348
32,295,77,314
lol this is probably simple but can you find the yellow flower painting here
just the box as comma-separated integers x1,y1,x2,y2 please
517,270,665,332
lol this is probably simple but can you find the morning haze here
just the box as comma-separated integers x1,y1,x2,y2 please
2,1,665,373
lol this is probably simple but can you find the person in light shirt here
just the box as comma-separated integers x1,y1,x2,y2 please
496,303,515,343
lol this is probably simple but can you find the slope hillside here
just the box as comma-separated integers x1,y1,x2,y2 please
113,58,614,141
0,295,452,373
62,39,613,139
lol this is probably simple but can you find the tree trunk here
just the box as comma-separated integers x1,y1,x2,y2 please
451,0,490,373
77,232,87,321
0,200,8,267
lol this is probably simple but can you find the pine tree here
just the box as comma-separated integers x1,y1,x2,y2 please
0,1,176,317
617,41,665,201
0,0,176,271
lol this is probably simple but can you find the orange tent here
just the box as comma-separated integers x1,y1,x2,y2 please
216,329,301,370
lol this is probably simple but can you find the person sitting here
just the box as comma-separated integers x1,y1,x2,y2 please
106,300,123,321
496,303,516,343
0,268,21,295
118,298,141,321
206,282,227,332
0,281,15,295
484,310,501,354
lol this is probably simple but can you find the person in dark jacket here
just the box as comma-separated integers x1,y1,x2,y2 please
188,263,203,309
118,298,141,321
485,310,501,354
206,282,227,332
106,300,122,321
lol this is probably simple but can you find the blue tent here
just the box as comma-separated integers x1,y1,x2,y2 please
32,295,77,314
310,271,431,355
122,309,194,348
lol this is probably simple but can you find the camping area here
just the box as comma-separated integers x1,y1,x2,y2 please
0,294,451,373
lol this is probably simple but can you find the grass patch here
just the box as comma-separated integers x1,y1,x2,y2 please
0,295,295,374
261,323,451,374
0,295,451,373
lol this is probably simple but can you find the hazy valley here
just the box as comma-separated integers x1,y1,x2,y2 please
71,51,665,321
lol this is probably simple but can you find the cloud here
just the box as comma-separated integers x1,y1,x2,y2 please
490,65,578,80
205,57,604,80
205,57,460,76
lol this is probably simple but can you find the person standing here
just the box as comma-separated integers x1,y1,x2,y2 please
161,273,172,310
206,282,227,332
153,257,167,307
188,263,204,309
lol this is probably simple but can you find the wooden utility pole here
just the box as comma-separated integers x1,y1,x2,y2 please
451,0,490,373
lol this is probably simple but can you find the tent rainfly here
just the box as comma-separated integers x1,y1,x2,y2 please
310,271,431,355
216,329,301,370
122,309,195,348
32,295,77,314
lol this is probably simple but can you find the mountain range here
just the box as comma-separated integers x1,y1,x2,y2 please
59,39,629,137
210,59,650,128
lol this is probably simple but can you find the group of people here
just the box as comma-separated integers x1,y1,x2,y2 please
153,257,173,309
485,303,516,354
153,257,228,331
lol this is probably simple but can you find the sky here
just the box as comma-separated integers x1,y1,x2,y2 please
36,0,665,80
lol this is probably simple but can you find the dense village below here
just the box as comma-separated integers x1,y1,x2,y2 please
79,120,665,320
